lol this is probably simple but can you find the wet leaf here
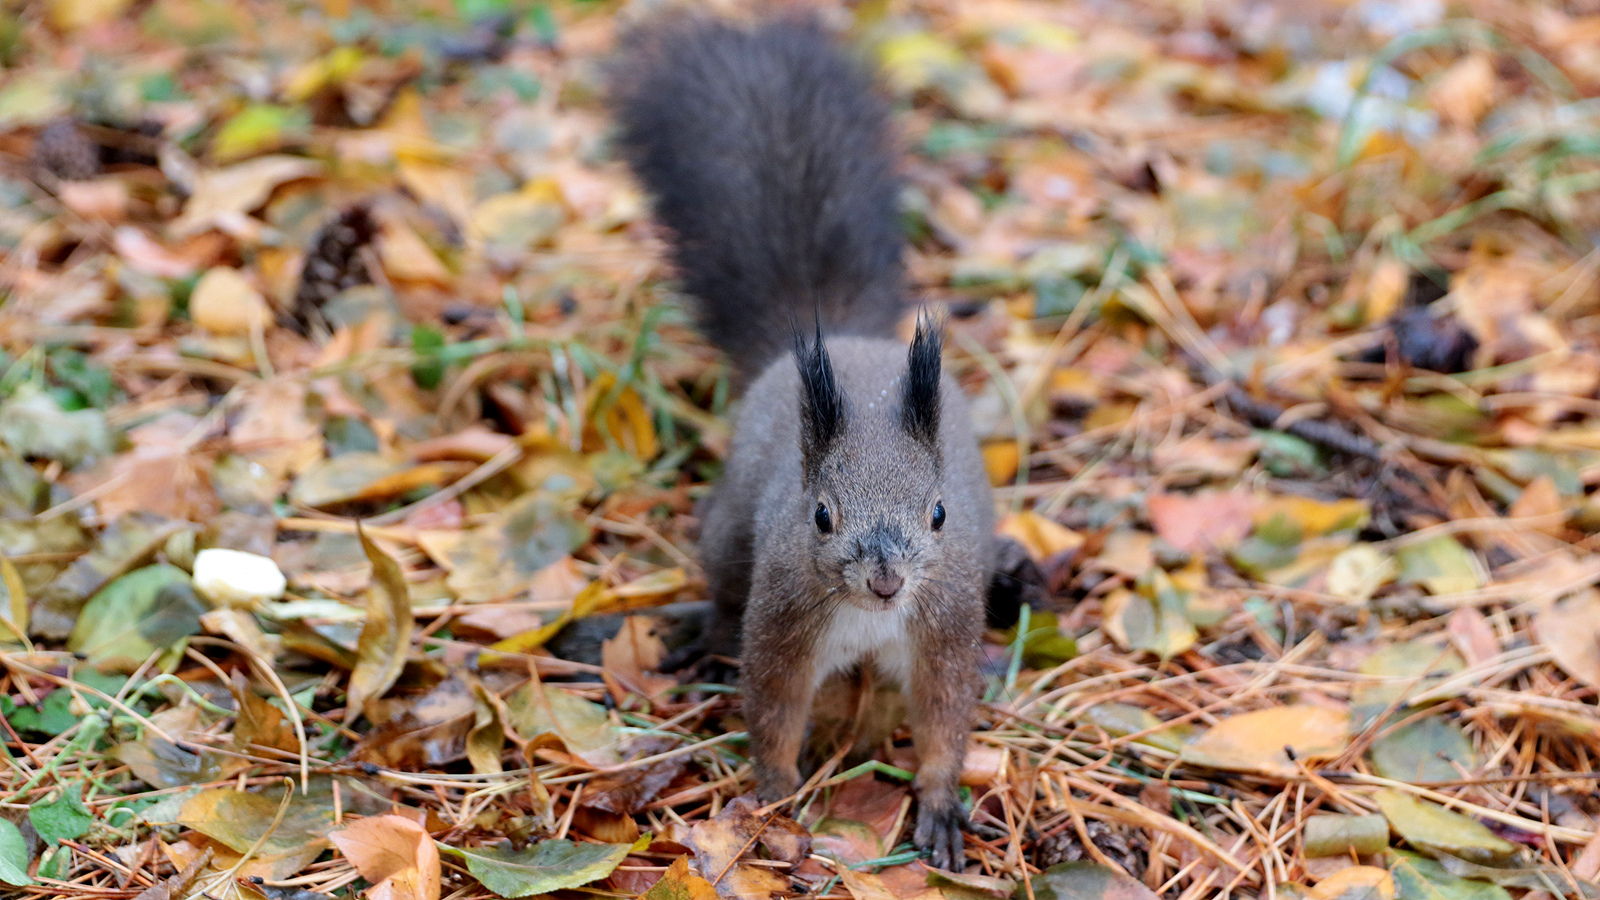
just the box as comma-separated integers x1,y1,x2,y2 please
1180,705,1348,777
1373,791,1517,865
346,524,413,719
67,563,207,672
1370,717,1477,783
31,786,93,846
440,838,634,898
640,856,719,900
1021,861,1158,900
330,815,440,900
1533,590,1600,691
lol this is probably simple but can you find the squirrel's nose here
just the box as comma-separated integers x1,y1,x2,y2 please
868,572,903,599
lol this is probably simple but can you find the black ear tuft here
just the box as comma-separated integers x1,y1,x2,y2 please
903,312,942,446
796,323,845,454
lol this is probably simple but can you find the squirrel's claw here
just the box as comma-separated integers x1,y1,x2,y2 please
914,802,967,872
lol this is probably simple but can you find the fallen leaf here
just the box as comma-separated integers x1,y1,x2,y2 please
0,382,112,468
504,676,620,765
1304,814,1390,858
1352,642,1466,729
440,838,635,898
190,267,270,336
982,441,1021,485
1426,54,1496,128
685,796,811,900
1389,851,1511,900
640,855,719,900
1446,608,1499,667
1369,716,1477,783
1102,570,1196,659
30,785,93,846
1024,861,1157,900
582,735,686,814
1309,866,1395,900
840,868,900,900
1147,490,1256,552
169,155,321,238
330,815,440,900
178,786,333,881
1180,705,1349,777
1327,544,1397,604
1082,703,1193,753
1395,537,1483,596
345,524,413,720
1373,791,1517,865
1507,476,1563,534
997,511,1083,559
1533,590,1600,690
0,819,32,886
131,846,211,900
67,563,207,672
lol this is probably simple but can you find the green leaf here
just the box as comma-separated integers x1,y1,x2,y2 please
411,324,447,389
67,564,205,673
1374,791,1516,865
1001,607,1077,670
1020,861,1157,900
9,689,77,736
0,383,112,468
1082,702,1193,754
30,787,93,846
211,103,310,162
440,838,632,898
1395,536,1482,596
0,817,32,886
1370,717,1477,783
1304,813,1390,858
1389,851,1510,900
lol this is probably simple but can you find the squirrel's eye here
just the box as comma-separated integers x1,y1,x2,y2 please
814,503,833,534
931,501,946,531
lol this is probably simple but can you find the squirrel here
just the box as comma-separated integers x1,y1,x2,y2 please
609,14,992,869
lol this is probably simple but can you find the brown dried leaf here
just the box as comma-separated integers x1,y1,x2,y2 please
346,524,414,721
640,855,720,900
1534,590,1600,690
329,815,440,900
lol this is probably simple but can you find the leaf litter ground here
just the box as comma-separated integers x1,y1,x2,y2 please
1,0,1600,899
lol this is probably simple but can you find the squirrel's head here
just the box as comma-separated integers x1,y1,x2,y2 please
795,317,947,611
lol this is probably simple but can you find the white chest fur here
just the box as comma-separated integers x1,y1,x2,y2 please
813,601,914,688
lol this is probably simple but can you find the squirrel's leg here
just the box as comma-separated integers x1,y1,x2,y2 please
906,651,977,871
742,621,818,805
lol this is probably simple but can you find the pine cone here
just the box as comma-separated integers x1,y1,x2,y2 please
34,119,102,181
290,204,377,334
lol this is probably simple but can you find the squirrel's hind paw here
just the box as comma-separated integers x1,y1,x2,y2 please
914,801,968,872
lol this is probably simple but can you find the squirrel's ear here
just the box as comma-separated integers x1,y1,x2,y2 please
902,312,942,447
795,325,845,466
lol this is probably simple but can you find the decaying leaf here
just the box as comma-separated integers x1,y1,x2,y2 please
685,796,811,900
178,786,334,881
641,855,720,900
1304,814,1391,858
1308,865,1395,900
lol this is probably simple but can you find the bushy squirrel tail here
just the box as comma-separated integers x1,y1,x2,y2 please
609,14,906,384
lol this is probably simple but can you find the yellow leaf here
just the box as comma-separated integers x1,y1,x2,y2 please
377,220,449,284
982,441,1020,485
1308,866,1394,900
997,511,1082,559
47,0,132,31
1254,497,1370,537
1364,259,1409,324
1426,54,1496,128
189,267,269,336
1180,706,1349,777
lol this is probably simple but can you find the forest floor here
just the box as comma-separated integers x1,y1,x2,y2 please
1,0,1600,898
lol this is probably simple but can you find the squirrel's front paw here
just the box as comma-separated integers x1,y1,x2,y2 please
914,800,967,871
752,765,798,807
